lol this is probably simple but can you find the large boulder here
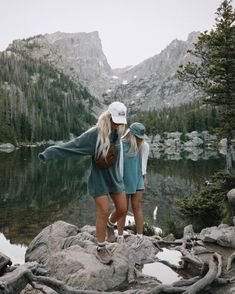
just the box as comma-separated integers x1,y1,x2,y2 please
0,252,12,272
25,221,158,291
183,224,196,241
184,137,204,147
199,224,235,248
227,189,235,213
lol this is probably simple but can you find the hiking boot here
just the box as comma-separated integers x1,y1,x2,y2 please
131,236,144,250
116,235,125,244
106,225,116,242
96,246,113,265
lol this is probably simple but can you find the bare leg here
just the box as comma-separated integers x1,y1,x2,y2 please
131,191,144,234
94,195,110,243
109,191,127,224
117,194,129,235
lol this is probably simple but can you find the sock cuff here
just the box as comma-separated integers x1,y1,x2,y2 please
107,218,115,227
97,241,106,248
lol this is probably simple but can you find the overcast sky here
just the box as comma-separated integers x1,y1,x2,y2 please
0,0,227,68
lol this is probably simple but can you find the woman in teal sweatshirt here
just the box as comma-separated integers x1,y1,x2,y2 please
39,101,127,264
117,122,149,250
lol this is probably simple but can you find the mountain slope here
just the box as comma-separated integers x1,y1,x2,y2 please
9,31,116,102
0,49,96,143
104,32,202,111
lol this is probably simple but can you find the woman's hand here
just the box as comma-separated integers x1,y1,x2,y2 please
144,175,148,187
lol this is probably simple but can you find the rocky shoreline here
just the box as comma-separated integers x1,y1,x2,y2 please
1,218,235,294
0,130,232,160
147,131,232,159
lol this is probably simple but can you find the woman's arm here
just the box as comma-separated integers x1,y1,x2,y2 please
119,140,124,178
39,127,97,162
142,141,150,187
142,141,150,175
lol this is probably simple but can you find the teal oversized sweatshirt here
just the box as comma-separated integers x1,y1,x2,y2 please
39,126,124,197
122,141,149,194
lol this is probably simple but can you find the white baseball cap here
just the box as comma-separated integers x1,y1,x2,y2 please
108,101,127,124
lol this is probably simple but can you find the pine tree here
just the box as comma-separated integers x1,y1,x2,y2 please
176,1,235,224
178,0,235,144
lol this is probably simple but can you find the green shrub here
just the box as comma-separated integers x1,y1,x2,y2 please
176,169,235,231
163,214,184,239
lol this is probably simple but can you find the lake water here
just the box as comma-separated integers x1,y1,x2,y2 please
0,146,226,264
143,248,182,284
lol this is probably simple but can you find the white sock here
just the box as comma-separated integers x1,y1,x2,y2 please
137,233,143,239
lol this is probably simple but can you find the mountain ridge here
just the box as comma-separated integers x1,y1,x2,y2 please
6,30,202,112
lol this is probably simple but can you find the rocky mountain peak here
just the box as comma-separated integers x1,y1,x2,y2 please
187,31,200,44
103,32,202,111
8,31,114,101
6,30,203,112
44,31,113,98
45,31,105,61
45,30,98,42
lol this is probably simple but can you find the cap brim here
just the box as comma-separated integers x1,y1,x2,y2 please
135,134,148,139
112,116,127,124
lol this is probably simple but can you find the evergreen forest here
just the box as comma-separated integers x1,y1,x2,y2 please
0,50,96,144
131,101,219,136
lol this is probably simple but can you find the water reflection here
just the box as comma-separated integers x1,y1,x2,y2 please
0,147,225,256
143,153,225,228
151,146,221,161
0,233,26,264
143,248,182,284
0,147,96,246
143,262,180,284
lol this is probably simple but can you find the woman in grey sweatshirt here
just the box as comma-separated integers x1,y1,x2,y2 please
38,101,128,264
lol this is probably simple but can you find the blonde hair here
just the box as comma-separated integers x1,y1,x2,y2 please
95,110,125,158
122,129,144,156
